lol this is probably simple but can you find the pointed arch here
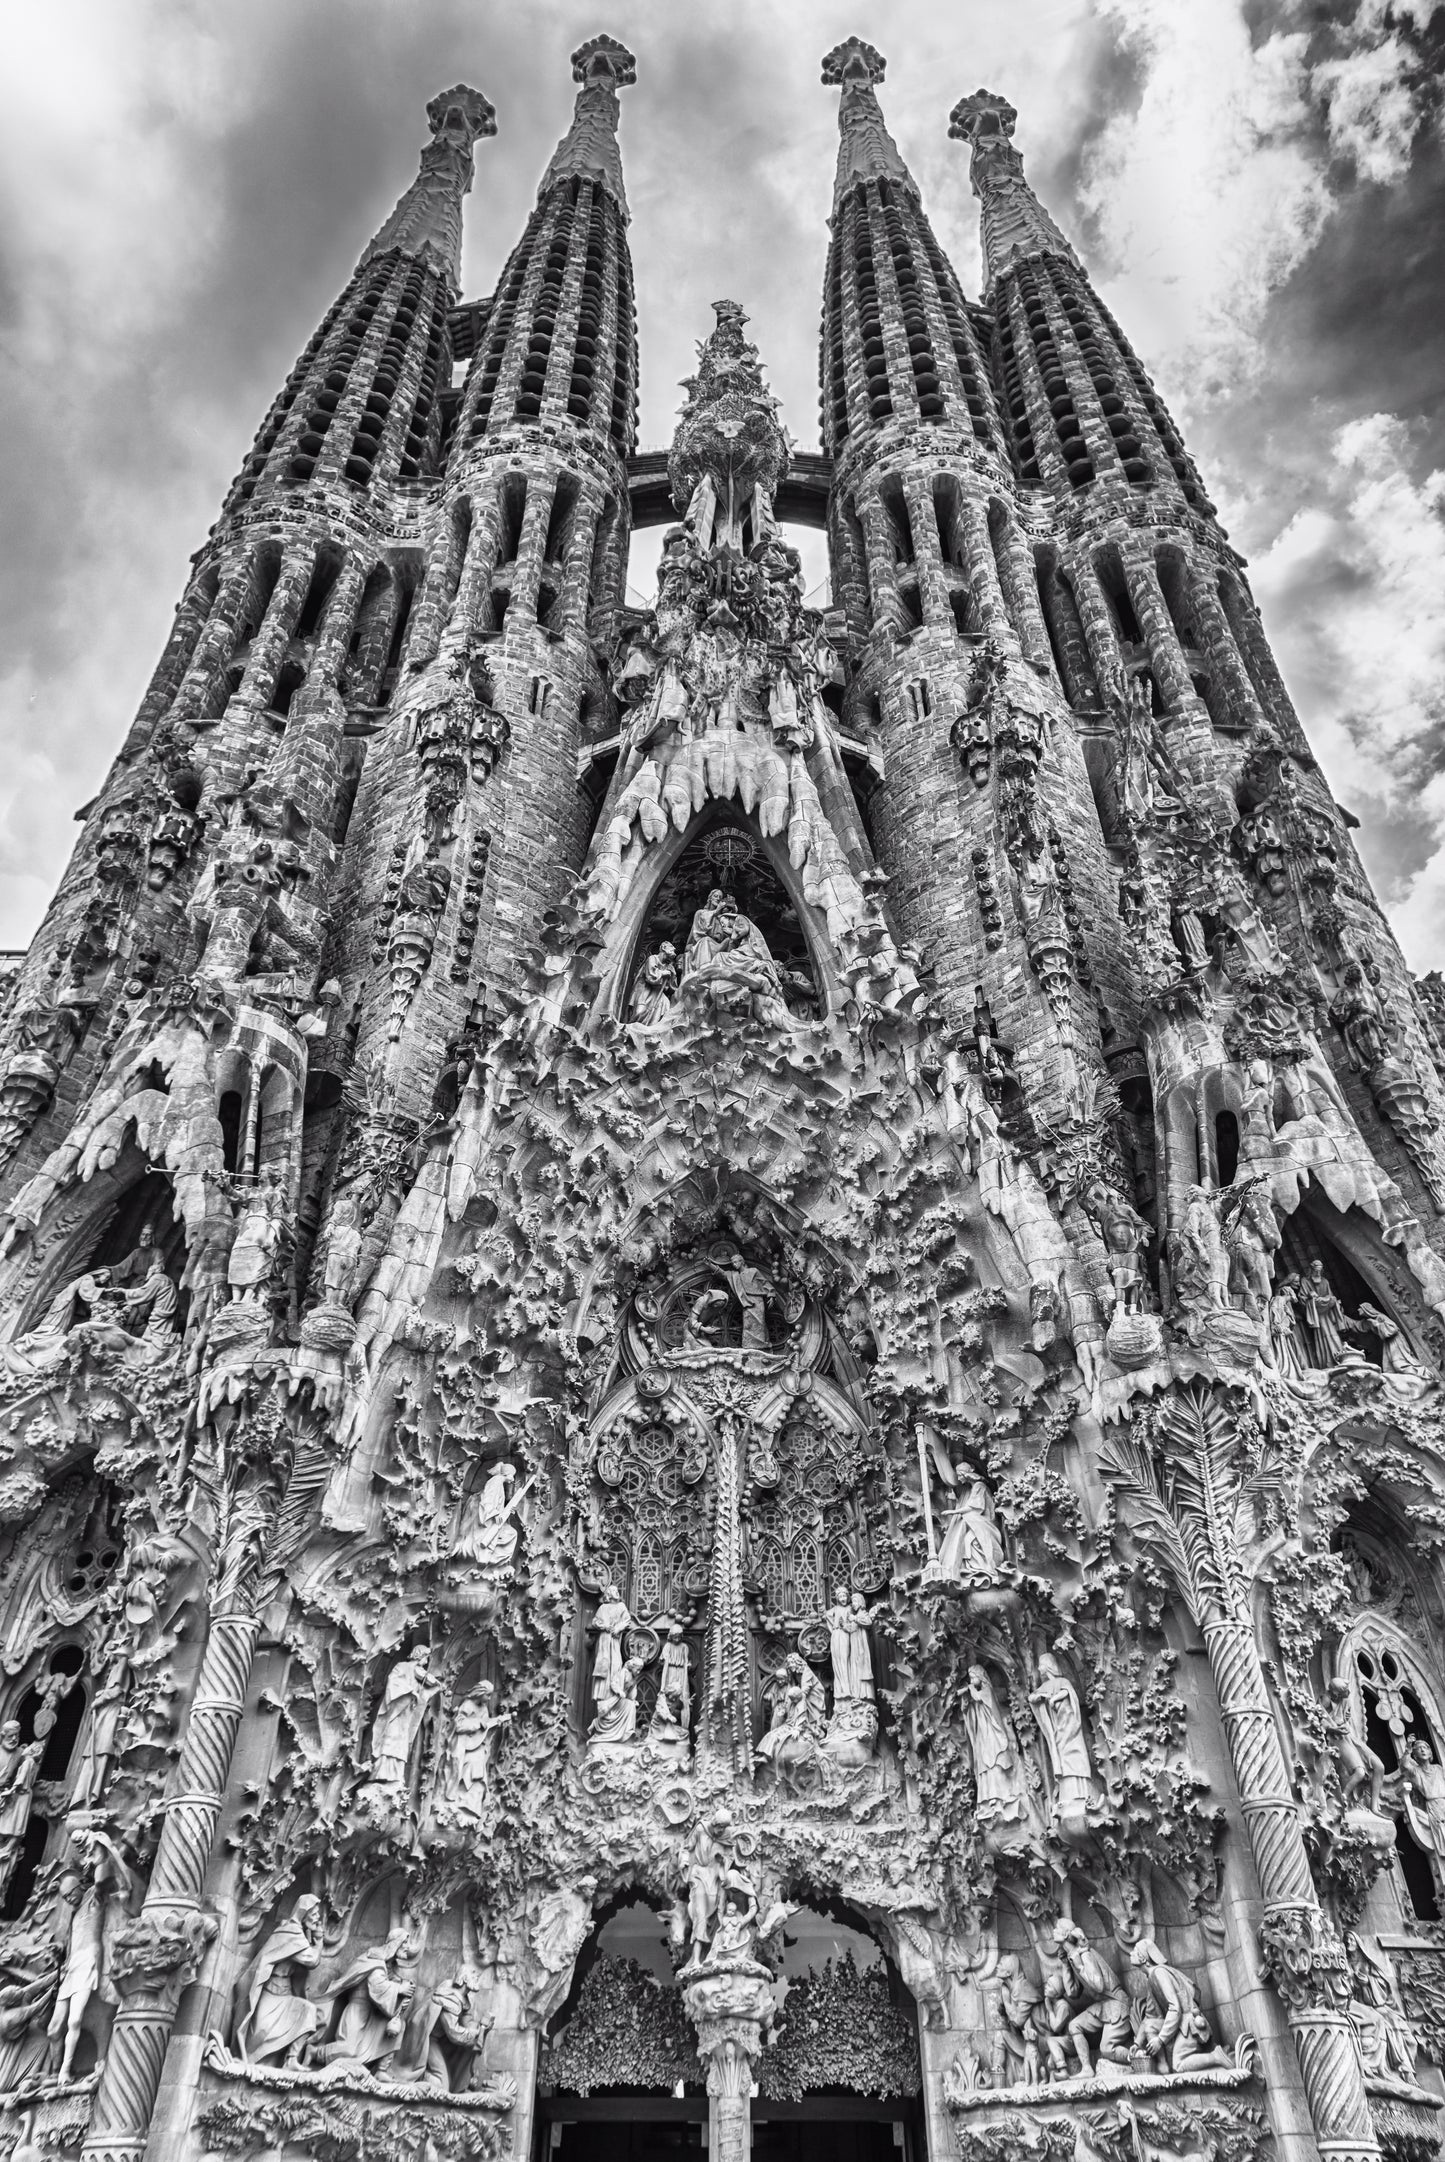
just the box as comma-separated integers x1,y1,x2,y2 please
595,803,840,1022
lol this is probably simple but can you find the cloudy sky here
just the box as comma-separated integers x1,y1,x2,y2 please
1,0,1442,961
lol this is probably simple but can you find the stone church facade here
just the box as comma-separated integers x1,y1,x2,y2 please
1,31,1444,2162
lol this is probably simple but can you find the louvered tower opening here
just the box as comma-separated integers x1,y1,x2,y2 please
1047,268,1152,486
515,189,577,421
227,297,345,509
854,187,892,426
820,194,853,452
287,261,393,483
568,185,606,421
916,228,996,446
1092,292,1215,514
1012,266,1093,490
992,299,1041,482
610,235,637,451
465,211,541,444
877,179,943,419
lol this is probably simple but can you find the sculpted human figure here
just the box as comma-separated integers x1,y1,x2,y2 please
755,1655,827,1787
68,1667,127,1816
317,1927,414,2074
825,1584,878,1704
1328,1677,1389,1817
1299,1260,1349,1368
442,1685,509,1820
1354,1302,1431,1381
369,1649,439,1790
590,1654,643,1746
127,1252,179,1339
1128,1939,1232,2073
681,890,788,1021
936,1476,1005,1586
0,1929,61,2093
1346,1934,1419,2087
990,1952,1045,2087
0,1724,42,1893
684,1824,727,1953
1028,1655,1092,1829
234,1893,324,2068
452,1460,520,1570
628,945,678,1025
1169,1185,1228,1332
1081,1177,1150,1314
962,1666,1028,1830
317,1191,365,1309
588,1584,634,1722
392,1967,491,2092
704,1863,760,1967
646,1626,692,1756
1268,1273,1309,1382
1046,1920,1132,2077
717,1247,771,1349
1402,1739,1445,1862
44,1857,127,2085
1239,1059,1275,1150
226,1165,286,1303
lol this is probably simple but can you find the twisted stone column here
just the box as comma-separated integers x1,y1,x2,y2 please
1146,1390,1378,2162
684,1964,775,2162
707,1409,751,1774
81,1392,292,2162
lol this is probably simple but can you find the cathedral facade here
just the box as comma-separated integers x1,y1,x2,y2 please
3,32,1445,2162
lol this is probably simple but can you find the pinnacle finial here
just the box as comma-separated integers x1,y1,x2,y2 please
948,86,1079,283
669,300,788,530
822,35,914,203
540,32,635,214
571,33,637,88
821,37,886,87
358,83,496,281
426,84,497,147
948,89,1017,145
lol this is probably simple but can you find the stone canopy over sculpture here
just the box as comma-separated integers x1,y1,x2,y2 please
0,29,1442,2162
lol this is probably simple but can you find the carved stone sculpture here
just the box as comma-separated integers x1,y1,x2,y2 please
440,1686,508,1819
936,1477,1005,1587
312,1934,410,2075
368,1650,438,1791
1029,1654,1093,1838
1128,1939,1234,2074
234,1896,324,2067
1045,1922,1132,2077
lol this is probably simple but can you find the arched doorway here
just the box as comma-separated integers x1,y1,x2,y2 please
536,1899,924,2162
537,1897,703,2162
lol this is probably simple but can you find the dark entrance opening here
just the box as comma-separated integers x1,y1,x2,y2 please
542,2100,917,2162
755,2105,914,2162
546,2108,702,2162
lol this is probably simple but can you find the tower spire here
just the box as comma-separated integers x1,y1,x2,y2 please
949,89,1081,285
817,39,1004,456
950,85,1214,510
538,32,636,216
668,300,789,551
822,37,916,205
360,83,497,285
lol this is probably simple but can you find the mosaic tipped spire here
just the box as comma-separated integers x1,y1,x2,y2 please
359,84,497,286
540,32,637,216
822,37,917,205
949,87,1082,282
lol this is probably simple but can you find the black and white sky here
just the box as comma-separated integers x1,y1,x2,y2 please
1,0,1442,958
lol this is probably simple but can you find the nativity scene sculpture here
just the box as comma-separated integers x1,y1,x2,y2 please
0,43,1440,2162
